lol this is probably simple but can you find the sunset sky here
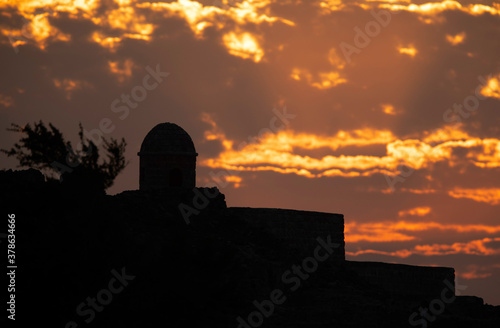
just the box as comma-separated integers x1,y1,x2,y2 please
1,0,499,305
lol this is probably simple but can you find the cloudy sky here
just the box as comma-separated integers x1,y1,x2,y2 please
1,0,500,305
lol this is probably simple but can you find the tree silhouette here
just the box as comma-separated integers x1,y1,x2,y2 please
1,121,128,190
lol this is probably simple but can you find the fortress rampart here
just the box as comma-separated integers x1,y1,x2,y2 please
226,207,345,261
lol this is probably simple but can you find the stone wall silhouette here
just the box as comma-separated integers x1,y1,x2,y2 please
226,207,345,261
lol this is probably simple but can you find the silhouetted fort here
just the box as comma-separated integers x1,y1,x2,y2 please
137,123,453,297
2,122,499,327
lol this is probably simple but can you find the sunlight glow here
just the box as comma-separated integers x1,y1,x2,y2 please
381,104,397,115
398,206,431,217
223,32,264,62
91,32,122,51
290,68,347,89
446,32,466,45
398,45,417,57
108,59,135,83
480,75,500,99
52,78,90,100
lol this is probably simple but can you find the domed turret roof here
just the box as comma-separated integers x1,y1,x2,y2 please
139,123,197,155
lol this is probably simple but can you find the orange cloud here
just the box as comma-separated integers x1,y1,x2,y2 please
108,59,135,83
0,0,156,51
291,68,347,89
347,237,500,257
319,0,346,13
446,32,466,45
99,5,154,41
201,112,234,150
346,221,500,243
469,3,500,16
398,206,431,217
201,120,500,180
381,1,462,14
223,31,264,62
1,10,70,50
399,188,437,194
4,0,99,15
381,104,398,115
0,0,99,50
0,94,14,108
202,128,399,177
414,238,500,256
225,175,243,188
346,221,416,243
422,126,470,143
459,265,494,280
448,187,500,205
52,79,91,100
328,48,346,70
91,32,122,52
398,45,417,57
380,1,500,17
479,74,500,100
138,0,294,37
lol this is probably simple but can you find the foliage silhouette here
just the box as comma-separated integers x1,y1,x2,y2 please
1,121,127,190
